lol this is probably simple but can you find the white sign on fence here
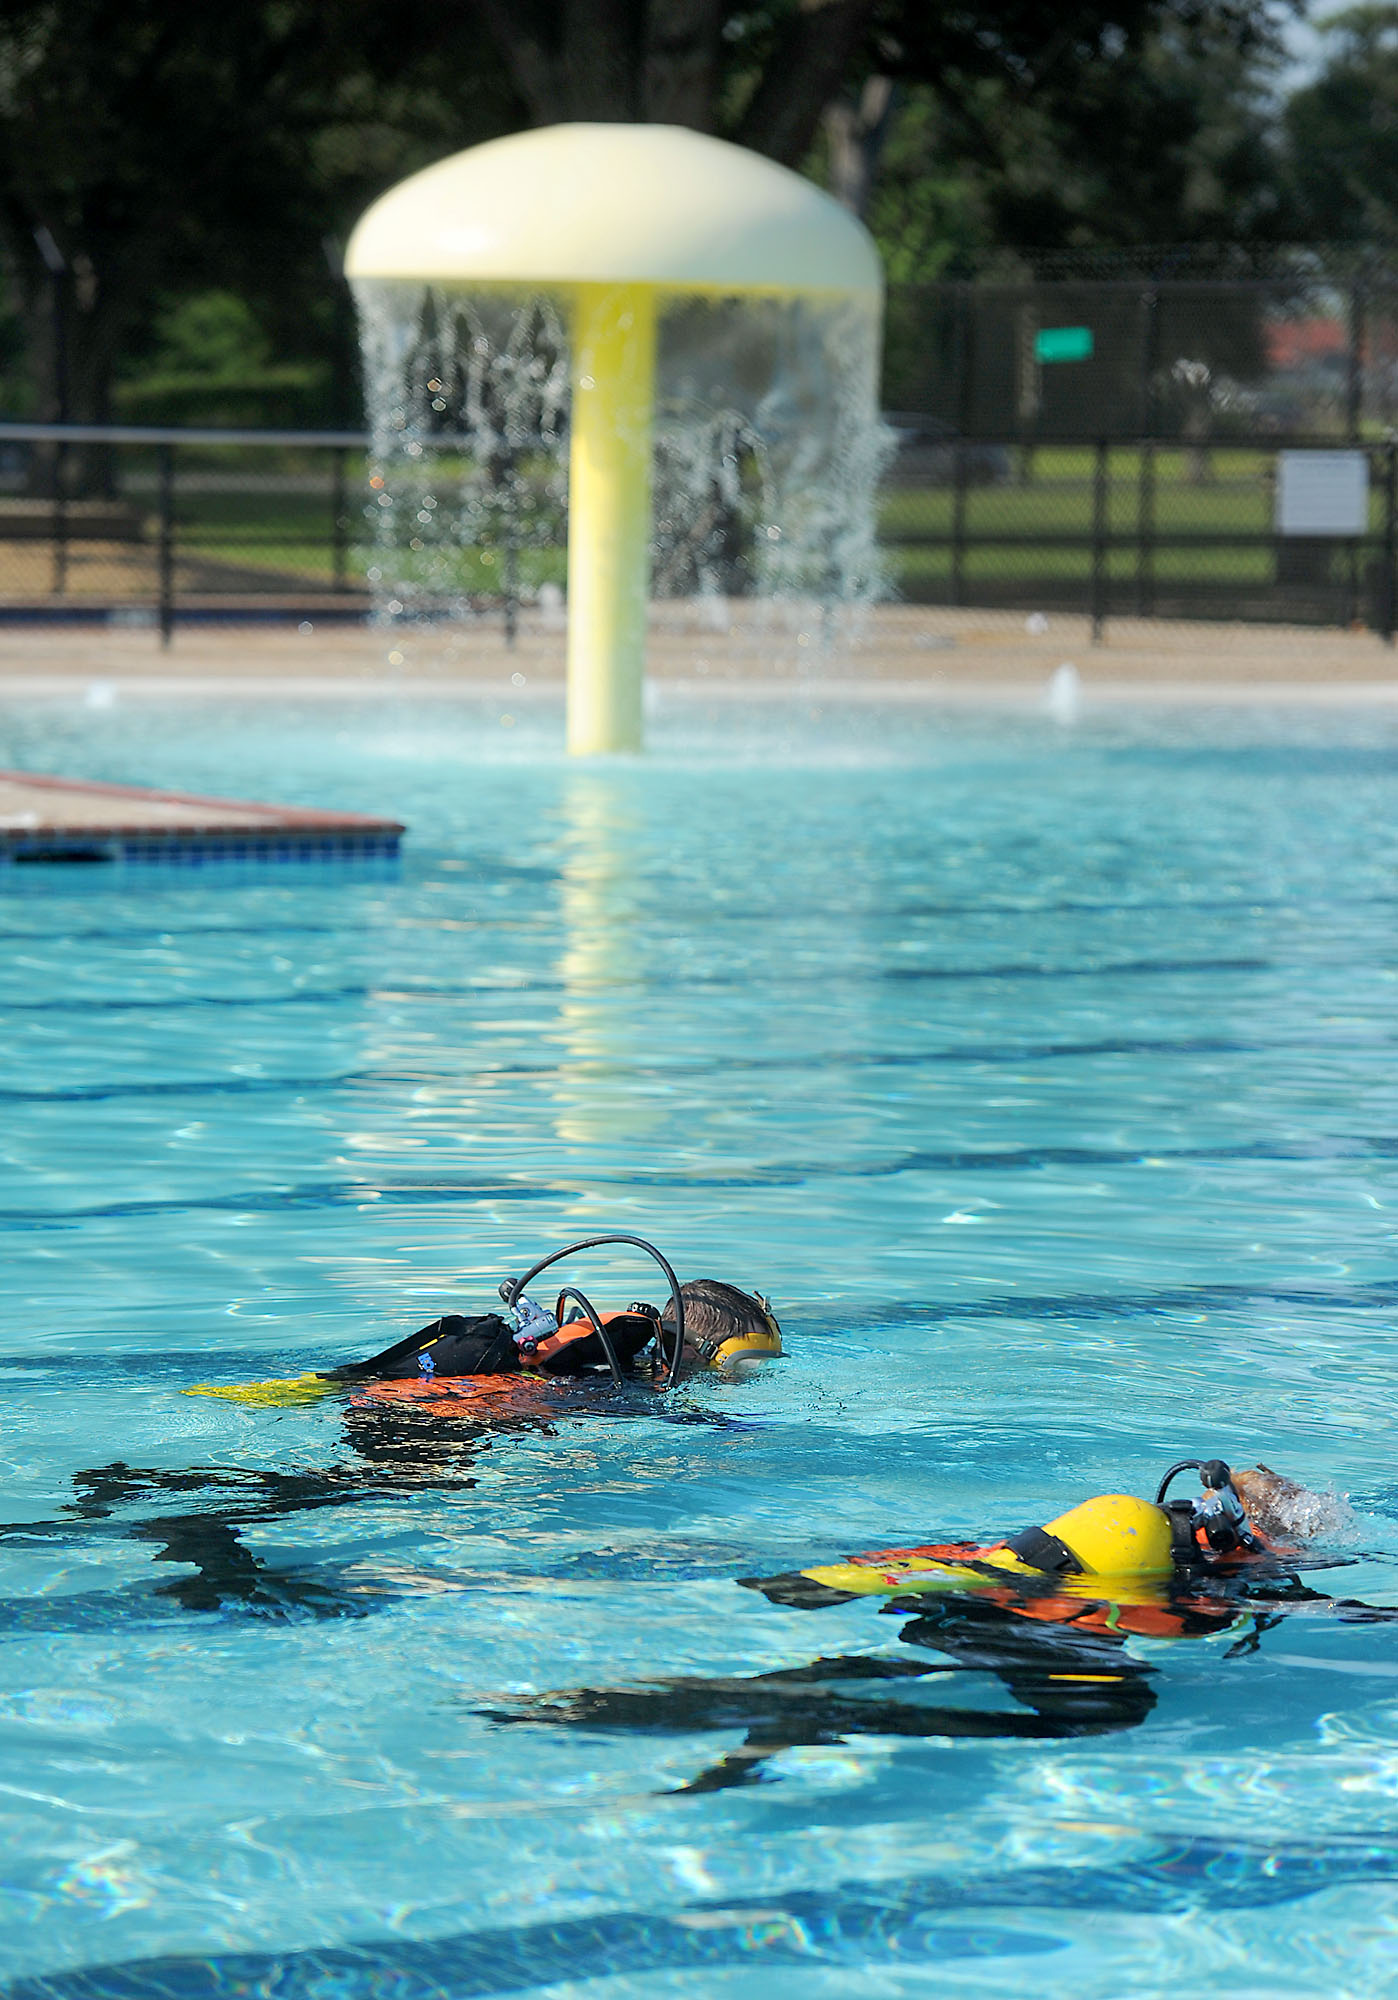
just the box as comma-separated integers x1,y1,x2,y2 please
1275,450,1369,536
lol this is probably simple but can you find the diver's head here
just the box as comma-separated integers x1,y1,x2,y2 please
662,1279,782,1370
1152,1458,1349,1550
1231,1464,1348,1543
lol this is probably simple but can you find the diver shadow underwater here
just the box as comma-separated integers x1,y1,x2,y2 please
5,1394,530,1624
479,1460,1397,1795
0,1247,780,1626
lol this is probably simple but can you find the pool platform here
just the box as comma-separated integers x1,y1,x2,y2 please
0,770,404,865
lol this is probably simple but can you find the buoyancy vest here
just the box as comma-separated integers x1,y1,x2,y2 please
532,1310,661,1375
328,1312,518,1382
332,1306,662,1383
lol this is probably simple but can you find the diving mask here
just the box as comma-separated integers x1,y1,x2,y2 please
704,1292,783,1370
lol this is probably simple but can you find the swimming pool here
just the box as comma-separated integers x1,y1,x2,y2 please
3,685,1398,1997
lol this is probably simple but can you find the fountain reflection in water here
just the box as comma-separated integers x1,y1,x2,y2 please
553,770,658,1161
353,278,890,657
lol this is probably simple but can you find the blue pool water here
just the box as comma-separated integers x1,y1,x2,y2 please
3,686,1398,1997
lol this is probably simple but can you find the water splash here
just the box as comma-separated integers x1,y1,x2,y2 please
653,293,890,626
352,281,891,651
354,284,570,633
1237,1464,1356,1544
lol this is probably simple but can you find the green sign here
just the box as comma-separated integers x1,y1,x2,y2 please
1034,326,1094,363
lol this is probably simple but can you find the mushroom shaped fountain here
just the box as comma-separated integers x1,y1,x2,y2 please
346,123,883,754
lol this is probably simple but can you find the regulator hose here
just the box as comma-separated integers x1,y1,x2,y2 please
499,1234,686,1389
1156,1459,1236,1504
1155,1460,1203,1504
551,1282,623,1386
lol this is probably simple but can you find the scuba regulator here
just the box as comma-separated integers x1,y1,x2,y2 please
1156,1458,1261,1558
496,1233,688,1389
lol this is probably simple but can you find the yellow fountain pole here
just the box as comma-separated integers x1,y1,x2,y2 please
566,284,656,755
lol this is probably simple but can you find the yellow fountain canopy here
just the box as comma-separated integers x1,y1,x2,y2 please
344,122,881,300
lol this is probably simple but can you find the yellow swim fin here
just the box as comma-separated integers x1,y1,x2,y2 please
184,1373,336,1408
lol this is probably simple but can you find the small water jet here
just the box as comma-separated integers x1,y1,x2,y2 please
1046,662,1081,723
346,123,885,753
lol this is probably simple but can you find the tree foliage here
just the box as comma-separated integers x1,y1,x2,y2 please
465,1,1296,195
0,0,1314,435
866,0,1295,277
1285,5,1398,241
0,0,519,423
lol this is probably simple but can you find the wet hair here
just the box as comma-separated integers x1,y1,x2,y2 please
661,1278,776,1347
1233,1463,1353,1543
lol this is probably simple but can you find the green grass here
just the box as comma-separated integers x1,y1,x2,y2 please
164,476,566,592
878,446,1384,595
120,446,1385,600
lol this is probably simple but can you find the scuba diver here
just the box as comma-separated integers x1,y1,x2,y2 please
0,1241,782,1627
189,1236,783,1407
479,1459,1391,1795
334,1275,781,1388
750,1458,1344,1612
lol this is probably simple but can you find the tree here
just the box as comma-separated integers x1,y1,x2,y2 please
465,0,1296,199
0,0,1303,463
0,0,520,450
862,0,1294,272
467,0,881,164
1286,5,1398,240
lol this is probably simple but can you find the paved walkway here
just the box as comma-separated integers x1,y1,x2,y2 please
2,603,1397,698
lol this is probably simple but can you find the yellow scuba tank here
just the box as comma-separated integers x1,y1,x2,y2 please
1039,1494,1175,1577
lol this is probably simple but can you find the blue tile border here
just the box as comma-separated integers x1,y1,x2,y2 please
0,832,401,866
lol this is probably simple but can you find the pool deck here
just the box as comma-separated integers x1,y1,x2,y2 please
0,604,1396,700
0,769,404,863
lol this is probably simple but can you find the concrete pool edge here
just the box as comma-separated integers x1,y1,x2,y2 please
2,603,1398,697
3,673,1398,706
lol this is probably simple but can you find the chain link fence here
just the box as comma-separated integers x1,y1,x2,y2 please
877,263,1398,633
883,262,1398,441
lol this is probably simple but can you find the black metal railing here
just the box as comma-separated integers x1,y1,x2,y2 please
880,430,1398,640
3,419,1398,643
0,422,368,644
